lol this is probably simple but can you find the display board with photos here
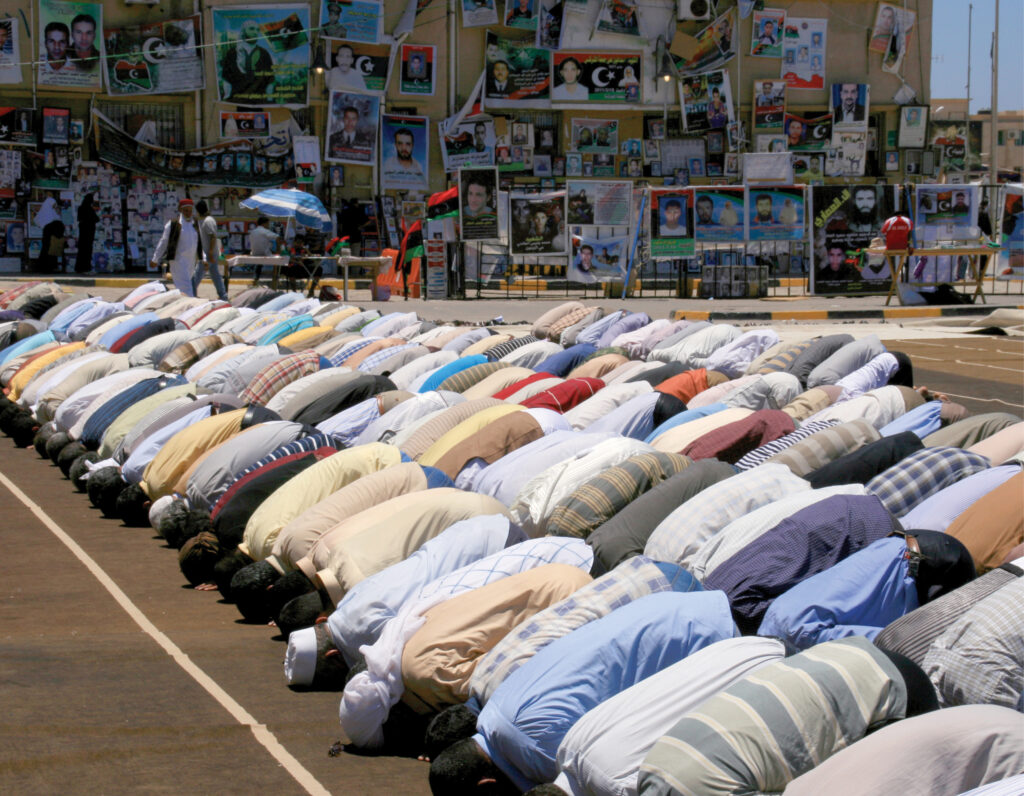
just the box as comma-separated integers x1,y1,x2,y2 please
103,15,204,96
694,186,746,242
459,166,499,241
569,232,629,283
551,51,642,103
565,180,631,226
508,190,565,254
810,184,896,295
649,187,695,258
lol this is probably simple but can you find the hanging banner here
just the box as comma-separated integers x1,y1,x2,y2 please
38,0,104,91
459,167,499,240
0,19,23,84
484,32,550,107
212,5,310,106
747,186,805,241
380,114,429,191
319,0,383,43
325,90,379,164
551,51,641,104
92,110,294,187
326,41,389,93
103,15,203,96
750,9,785,58
811,184,895,294
673,7,736,75
461,0,498,28
880,5,914,75
780,16,826,90
649,188,695,258
509,190,565,254
400,43,435,96
681,69,733,133
569,233,628,283
998,184,1023,279
565,179,631,226
783,112,832,151
753,79,785,129
694,187,746,242
439,116,495,171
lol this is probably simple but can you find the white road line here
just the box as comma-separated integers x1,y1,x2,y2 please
938,391,1024,409
0,471,331,796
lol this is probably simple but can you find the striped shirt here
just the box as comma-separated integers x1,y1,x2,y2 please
158,333,239,374
922,576,1024,710
644,463,810,566
638,636,907,796
546,451,691,539
237,350,325,406
328,337,380,368
469,557,696,708
438,361,509,393
485,335,536,362
764,418,880,477
866,446,991,518
754,338,815,374
733,419,838,471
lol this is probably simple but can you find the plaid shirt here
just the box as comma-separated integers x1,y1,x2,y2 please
238,350,325,406
238,312,291,344
734,419,838,471
547,306,596,341
328,337,380,368
546,452,691,538
158,333,239,374
468,556,694,706
644,463,809,566
357,343,420,373
866,446,991,517
922,576,1024,709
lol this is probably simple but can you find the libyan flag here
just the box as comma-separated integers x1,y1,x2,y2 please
428,186,459,220
398,220,423,271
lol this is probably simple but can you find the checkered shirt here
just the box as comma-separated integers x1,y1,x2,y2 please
328,337,380,368
734,419,839,471
357,343,419,373
237,350,325,406
866,446,991,517
158,333,239,374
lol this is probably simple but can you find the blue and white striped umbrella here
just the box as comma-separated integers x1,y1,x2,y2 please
240,188,332,231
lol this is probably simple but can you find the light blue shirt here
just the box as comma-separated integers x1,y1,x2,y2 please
900,463,1021,532
361,311,418,338
257,314,314,346
48,298,104,336
644,402,728,444
259,292,306,313
575,310,625,347
96,313,160,350
879,400,944,439
417,354,488,393
327,514,523,667
121,403,214,483
758,536,918,650
353,390,462,446
65,303,128,341
0,330,55,366
584,392,661,439
316,396,382,444
473,590,737,792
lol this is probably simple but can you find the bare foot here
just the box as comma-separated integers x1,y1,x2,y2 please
195,582,218,591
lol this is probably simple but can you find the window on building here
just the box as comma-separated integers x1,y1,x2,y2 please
997,130,1004,145
96,102,188,149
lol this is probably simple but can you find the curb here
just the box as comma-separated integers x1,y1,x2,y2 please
671,304,1024,322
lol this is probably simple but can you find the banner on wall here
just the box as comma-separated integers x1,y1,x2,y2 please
570,118,618,153
220,111,270,138
400,43,435,96
483,32,551,107
509,190,564,254
38,0,104,90
569,233,628,283
440,117,495,171
780,16,826,90
694,187,745,242
750,9,784,58
324,90,379,164
783,112,832,151
681,69,733,133
551,51,641,103
326,41,389,93
103,15,203,95
914,184,979,240
0,108,34,147
212,5,310,106
649,188,695,258
747,186,805,241
565,180,631,226
928,120,967,173
0,18,23,84
380,114,429,191
319,0,383,43
459,167,498,240
92,110,294,187
811,184,895,294
753,79,785,130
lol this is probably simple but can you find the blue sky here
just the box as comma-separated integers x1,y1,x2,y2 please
931,0,1023,112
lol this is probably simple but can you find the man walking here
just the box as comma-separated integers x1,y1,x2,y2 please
151,198,201,296
191,199,229,300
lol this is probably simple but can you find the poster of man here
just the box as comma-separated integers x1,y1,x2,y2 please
831,83,868,128
459,167,498,240
551,51,641,103
440,117,495,170
880,5,915,75
784,112,832,151
915,184,979,240
753,80,785,129
569,234,627,283
318,0,383,44
535,0,563,49
504,0,536,30
41,107,70,145
897,105,928,148
0,19,22,84
327,42,388,93
681,69,733,133
750,9,784,58
509,191,564,254
694,187,745,242
38,0,103,90
674,7,737,75
811,184,895,294
570,118,617,153
400,44,434,96
103,16,203,96
213,5,310,106
998,184,1023,279
380,114,428,191
595,0,640,38
780,16,826,90
325,90,379,164
869,3,899,52
747,186,805,241
649,189,694,258
484,32,550,106
462,0,498,28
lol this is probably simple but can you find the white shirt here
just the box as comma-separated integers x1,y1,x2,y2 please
563,382,652,431
648,323,741,367
553,637,786,796
805,385,907,430
152,214,199,267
